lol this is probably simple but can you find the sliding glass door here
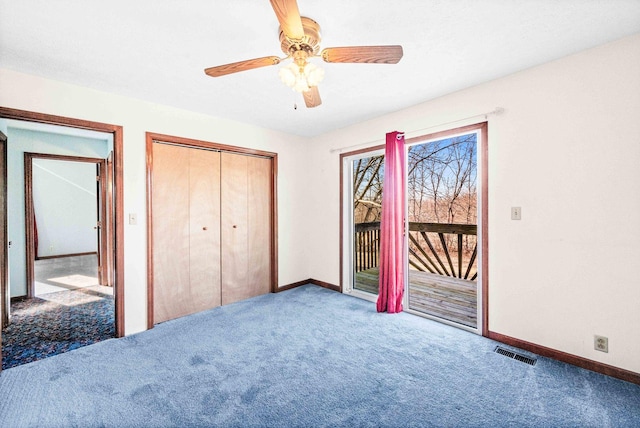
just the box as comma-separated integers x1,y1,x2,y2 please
342,150,384,297
342,124,485,333
405,132,479,329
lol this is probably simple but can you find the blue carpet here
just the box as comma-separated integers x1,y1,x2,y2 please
1,286,115,369
0,284,638,427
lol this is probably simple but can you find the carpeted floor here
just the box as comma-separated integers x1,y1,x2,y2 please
0,284,638,427
1,286,115,370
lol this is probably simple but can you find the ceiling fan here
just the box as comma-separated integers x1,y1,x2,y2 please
204,0,403,108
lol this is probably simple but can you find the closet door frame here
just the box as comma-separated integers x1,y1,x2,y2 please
145,132,278,329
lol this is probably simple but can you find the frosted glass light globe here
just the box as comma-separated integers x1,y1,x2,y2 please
278,63,298,88
279,61,325,93
304,63,325,87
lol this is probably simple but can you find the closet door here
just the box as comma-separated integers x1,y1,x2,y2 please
152,143,221,323
221,153,271,304
247,156,271,290
152,143,190,323
188,148,222,310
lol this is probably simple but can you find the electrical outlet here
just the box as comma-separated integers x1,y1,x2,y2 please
511,207,522,220
594,335,608,353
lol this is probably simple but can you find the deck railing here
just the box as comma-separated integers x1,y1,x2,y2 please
354,221,477,280
353,222,381,273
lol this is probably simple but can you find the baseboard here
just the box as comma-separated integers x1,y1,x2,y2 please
276,279,341,293
488,331,640,386
275,279,311,292
308,279,341,292
10,295,28,303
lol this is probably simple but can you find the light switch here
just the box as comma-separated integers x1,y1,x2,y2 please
511,207,521,220
129,213,138,225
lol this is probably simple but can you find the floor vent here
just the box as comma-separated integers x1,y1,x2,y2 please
494,346,537,366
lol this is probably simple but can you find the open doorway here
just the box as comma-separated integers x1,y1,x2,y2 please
0,108,124,371
25,154,111,297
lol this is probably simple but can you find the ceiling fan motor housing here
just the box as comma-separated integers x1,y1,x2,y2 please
279,16,321,57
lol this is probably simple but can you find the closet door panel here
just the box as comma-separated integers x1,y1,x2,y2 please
247,156,271,296
189,149,222,310
152,143,191,324
221,153,249,305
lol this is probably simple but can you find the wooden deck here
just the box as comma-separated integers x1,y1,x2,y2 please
355,268,477,328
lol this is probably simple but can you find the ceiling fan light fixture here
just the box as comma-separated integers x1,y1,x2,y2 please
278,61,324,93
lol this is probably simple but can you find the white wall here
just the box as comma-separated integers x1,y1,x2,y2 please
0,68,310,335
3,127,109,297
304,33,640,374
33,159,98,258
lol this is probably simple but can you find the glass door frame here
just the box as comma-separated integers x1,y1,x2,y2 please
340,146,385,304
403,124,486,335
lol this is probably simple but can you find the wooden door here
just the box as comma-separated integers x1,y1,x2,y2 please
247,156,272,291
96,160,108,285
221,153,271,304
0,131,7,372
188,148,221,311
152,143,191,323
105,151,114,287
152,143,221,323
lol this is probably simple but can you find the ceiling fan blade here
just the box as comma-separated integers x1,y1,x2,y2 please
303,86,321,108
269,0,304,40
321,45,404,64
204,56,281,77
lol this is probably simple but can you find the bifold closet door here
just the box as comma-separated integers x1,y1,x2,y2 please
188,148,222,309
221,152,271,305
152,143,221,324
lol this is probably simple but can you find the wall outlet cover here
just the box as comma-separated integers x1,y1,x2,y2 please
594,335,608,353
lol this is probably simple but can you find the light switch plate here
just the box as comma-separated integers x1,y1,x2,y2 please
511,207,522,220
129,213,138,225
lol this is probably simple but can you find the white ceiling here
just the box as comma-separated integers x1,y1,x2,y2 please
1,1,639,137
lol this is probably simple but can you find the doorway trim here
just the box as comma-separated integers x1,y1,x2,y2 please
24,153,108,297
0,107,125,337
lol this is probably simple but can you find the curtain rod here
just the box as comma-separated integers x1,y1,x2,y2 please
329,107,505,154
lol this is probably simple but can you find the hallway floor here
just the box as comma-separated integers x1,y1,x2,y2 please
2,255,114,370
34,254,111,296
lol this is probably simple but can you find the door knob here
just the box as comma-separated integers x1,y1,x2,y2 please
202,227,207,231
233,225,237,229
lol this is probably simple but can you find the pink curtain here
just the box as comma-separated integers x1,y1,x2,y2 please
377,131,406,313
